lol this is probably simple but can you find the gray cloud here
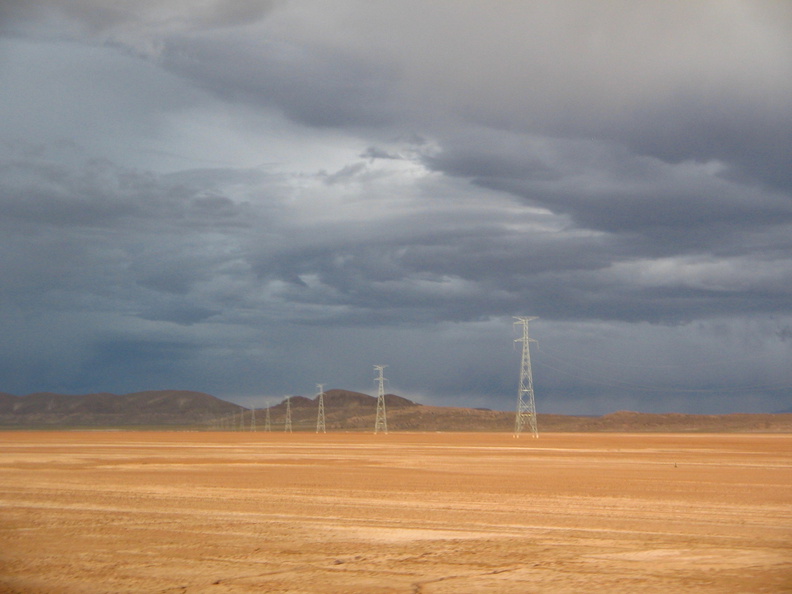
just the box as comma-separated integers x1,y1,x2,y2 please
150,33,399,129
1,1,790,413
0,0,280,38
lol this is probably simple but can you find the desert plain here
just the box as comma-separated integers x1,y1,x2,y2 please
0,431,789,593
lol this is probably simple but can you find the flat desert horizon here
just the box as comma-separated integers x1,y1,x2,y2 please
0,431,790,593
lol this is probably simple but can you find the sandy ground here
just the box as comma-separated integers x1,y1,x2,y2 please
0,432,789,593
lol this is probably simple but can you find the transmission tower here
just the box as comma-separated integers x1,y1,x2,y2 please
316,384,326,433
250,406,256,431
264,402,272,431
373,365,388,434
514,316,539,438
284,395,292,433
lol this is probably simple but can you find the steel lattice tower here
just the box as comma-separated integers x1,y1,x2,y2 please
316,384,326,433
264,403,272,432
514,316,539,438
284,395,292,433
373,365,388,434
251,407,256,431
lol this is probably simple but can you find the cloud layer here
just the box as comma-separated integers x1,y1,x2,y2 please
1,1,791,413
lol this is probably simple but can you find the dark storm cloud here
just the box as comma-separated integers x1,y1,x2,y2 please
1,1,790,413
0,145,257,231
69,336,199,394
0,147,257,321
157,35,398,128
604,97,792,191
423,130,792,237
247,214,613,326
411,120,792,324
137,302,220,325
85,337,192,372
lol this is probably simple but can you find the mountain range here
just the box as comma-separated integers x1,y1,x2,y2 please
1,389,790,432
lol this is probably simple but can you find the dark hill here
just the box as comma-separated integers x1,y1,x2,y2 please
320,389,416,409
0,390,242,427
262,390,419,431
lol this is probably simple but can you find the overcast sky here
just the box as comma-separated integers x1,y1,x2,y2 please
2,1,791,414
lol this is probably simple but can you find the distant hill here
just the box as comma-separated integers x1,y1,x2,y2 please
265,390,419,431
1,389,790,432
0,390,242,427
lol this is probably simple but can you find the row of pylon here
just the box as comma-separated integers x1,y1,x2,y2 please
216,365,391,434
214,317,538,437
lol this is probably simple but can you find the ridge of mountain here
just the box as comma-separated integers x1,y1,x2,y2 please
0,390,240,426
269,389,418,411
0,390,790,432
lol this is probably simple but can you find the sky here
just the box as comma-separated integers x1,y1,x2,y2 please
1,1,791,415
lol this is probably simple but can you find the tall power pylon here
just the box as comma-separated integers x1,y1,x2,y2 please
251,407,256,431
284,395,292,433
374,365,388,434
316,383,326,433
514,316,539,438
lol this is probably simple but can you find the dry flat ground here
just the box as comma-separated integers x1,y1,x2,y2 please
0,432,790,593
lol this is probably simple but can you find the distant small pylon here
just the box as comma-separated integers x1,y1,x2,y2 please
374,365,388,434
316,384,326,433
264,402,272,432
284,395,292,433
250,407,256,431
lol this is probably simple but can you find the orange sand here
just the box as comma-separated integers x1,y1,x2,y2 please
0,431,789,592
